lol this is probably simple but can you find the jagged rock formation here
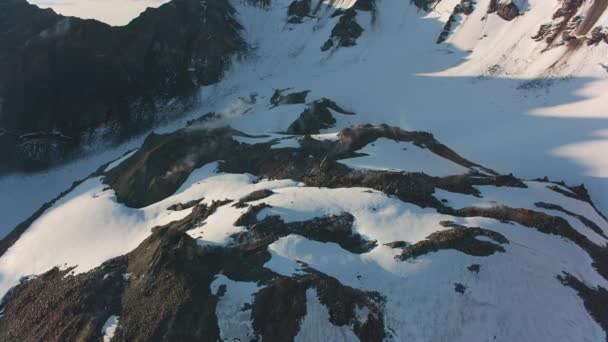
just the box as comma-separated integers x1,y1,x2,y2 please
488,0,524,21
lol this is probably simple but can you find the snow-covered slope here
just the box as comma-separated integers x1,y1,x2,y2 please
1,0,608,341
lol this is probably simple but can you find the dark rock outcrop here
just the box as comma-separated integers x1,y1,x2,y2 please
270,89,310,106
532,0,584,47
437,0,476,44
321,9,364,51
558,272,608,338
233,211,378,254
0,0,245,173
397,222,509,261
384,241,408,249
104,127,241,208
588,26,608,45
167,198,203,211
454,282,467,294
252,269,385,342
467,264,481,273
535,201,608,239
287,0,312,23
287,98,354,134
241,189,276,203
488,0,523,21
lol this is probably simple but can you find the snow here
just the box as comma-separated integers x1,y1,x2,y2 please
0,161,299,297
434,181,608,245
210,275,259,342
101,315,119,342
295,289,359,341
0,177,184,296
339,138,471,176
0,141,140,239
188,204,249,246
256,186,453,244
7,0,607,233
104,150,138,172
266,230,606,341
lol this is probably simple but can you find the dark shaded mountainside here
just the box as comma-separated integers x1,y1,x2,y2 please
2,0,607,173
0,0,244,172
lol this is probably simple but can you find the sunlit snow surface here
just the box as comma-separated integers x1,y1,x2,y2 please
27,0,169,26
1,0,608,340
339,138,471,176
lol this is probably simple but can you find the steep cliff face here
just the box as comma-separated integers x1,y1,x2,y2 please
0,0,244,172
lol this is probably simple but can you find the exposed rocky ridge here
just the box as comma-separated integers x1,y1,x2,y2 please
397,221,509,261
98,123,608,339
443,205,608,280
2,119,608,340
0,0,245,173
0,198,386,341
103,124,490,208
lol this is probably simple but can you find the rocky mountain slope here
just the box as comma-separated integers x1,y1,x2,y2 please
0,0,244,172
1,0,608,341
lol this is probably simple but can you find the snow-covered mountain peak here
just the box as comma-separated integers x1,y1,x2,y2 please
0,0,607,341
